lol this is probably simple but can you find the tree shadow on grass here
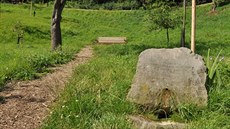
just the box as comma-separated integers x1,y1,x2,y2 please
98,44,163,56
196,41,230,56
0,9,12,13
96,41,230,57
23,26,50,39
219,1,230,7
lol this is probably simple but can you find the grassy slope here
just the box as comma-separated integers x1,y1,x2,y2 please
42,4,230,129
0,4,87,88
0,3,229,129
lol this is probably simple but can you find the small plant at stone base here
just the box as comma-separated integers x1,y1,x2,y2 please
206,49,223,92
176,104,201,121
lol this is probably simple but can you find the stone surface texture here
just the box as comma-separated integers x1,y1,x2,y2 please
129,115,187,129
127,48,207,108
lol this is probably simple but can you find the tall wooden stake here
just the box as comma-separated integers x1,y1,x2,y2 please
30,0,33,16
191,0,196,53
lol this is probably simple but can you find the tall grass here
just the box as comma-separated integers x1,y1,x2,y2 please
42,50,139,128
43,3,230,129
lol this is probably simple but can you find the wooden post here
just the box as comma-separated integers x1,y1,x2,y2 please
30,0,33,16
191,0,196,53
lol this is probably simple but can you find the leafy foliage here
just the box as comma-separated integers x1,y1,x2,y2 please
28,51,74,73
147,3,180,31
206,49,223,90
28,54,53,72
13,21,24,36
146,1,181,45
214,0,230,6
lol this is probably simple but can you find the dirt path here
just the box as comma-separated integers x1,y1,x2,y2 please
0,46,93,129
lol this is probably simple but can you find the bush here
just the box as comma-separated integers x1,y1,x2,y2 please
28,51,73,73
28,54,52,72
50,51,74,64
12,67,37,80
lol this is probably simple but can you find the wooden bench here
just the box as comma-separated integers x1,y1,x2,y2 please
97,37,127,44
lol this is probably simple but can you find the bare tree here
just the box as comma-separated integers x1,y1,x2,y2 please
51,0,66,51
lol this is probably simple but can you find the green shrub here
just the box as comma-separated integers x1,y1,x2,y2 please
51,51,74,64
12,67,37,80
28,52,73,73
28,54,52,72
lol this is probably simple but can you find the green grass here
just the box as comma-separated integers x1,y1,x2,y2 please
42,54,138,128
0,4,87,89
1,3,230,129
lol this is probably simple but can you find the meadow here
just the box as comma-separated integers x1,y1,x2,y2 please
0,3,230,128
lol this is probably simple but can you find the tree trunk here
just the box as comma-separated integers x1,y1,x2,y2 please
166,28,169,46
51,0,66,51
212,0,216,12
180,0,186,47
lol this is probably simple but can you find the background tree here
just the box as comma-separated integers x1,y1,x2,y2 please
211,0,229,12
147,2,181,46
51,0,66,51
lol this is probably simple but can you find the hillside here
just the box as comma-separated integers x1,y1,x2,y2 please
0,3,230,129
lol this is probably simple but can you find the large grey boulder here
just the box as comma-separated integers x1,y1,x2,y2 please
127,48,207,110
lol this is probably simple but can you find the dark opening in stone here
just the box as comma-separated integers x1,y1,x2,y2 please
156,88,173,119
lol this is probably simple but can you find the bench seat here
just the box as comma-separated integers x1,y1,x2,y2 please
97,37,127,44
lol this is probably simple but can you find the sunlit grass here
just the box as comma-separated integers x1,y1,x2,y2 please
1,3,230,128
